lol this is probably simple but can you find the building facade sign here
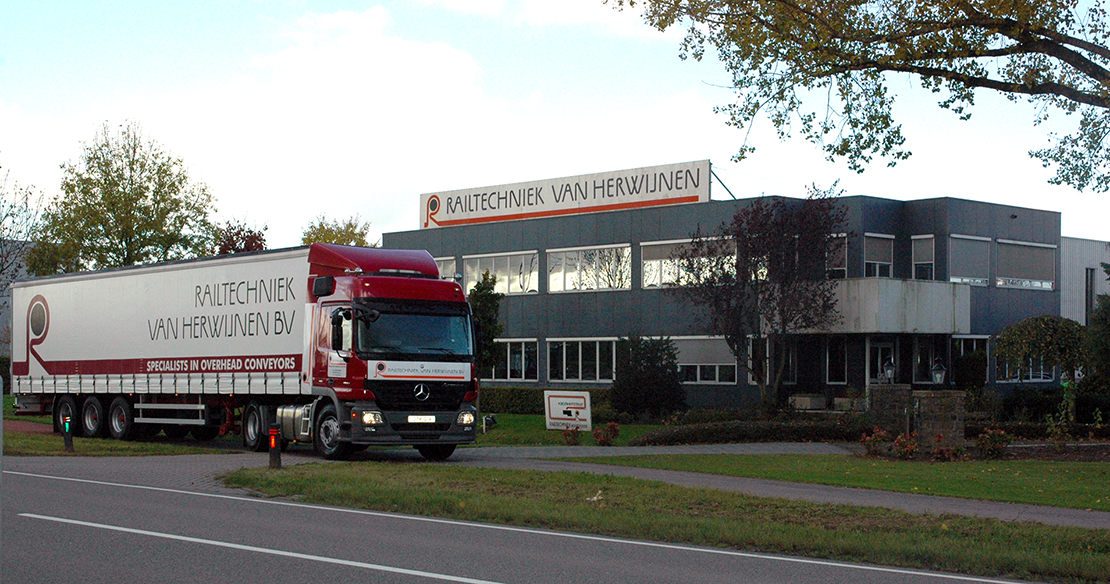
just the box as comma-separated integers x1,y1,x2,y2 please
420,160,711,229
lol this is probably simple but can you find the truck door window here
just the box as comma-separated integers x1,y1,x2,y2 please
330,307,353,352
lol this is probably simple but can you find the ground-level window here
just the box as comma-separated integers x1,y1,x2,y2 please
746,338,796,385
997,357,1055,383
482,340,538,381
951,336,989,387
869,341,895,383
913,336,947,383
678,363,737,384
826,336,847,384
548,339,616,382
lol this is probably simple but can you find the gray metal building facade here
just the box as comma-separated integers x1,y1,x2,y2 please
385,177,1105,408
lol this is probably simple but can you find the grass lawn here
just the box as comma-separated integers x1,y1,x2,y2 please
472,413,656,447
573,453,1110,511
3,430,238,456
224,461,1110,583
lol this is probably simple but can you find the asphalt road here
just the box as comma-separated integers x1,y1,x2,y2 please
3,451,1036,584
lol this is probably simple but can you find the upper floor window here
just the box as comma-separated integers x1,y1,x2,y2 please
434,257,456,281
949,234,990,286
826,234,847,279
912,235,934,280
864,234,894,277
463,251,539,295
548,245,631,292
642,241,685,288
996,239,1055,291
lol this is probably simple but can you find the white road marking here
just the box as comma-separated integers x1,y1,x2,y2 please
20,513,504,584
7,470,1022,584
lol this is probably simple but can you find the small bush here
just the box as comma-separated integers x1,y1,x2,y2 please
860,427,891,456
893,432,918,460
975,428,1012,460
592,422,620,446
561,427,581,446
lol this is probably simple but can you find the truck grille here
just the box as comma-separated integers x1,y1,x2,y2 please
367,380,470,412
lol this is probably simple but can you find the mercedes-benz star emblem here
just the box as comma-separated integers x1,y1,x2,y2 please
413,384,431,401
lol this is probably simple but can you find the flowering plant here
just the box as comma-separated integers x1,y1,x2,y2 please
893,432,918,459
860,427,892,456
593,422,620,446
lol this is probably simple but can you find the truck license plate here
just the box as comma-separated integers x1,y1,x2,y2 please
407,415,436,423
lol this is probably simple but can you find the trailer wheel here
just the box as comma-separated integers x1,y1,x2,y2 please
416,445,456,461
80,397,107,437
55,396,81,436
242,401,266,452
108,397,134,440
314,403,350,460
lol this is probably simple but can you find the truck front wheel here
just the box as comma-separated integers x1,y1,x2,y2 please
81,397,107,437
314,403,350,460
108,397,134,440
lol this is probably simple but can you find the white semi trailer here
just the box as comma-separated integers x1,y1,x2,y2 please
10,243,479,460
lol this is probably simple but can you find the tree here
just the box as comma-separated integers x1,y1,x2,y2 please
27,122,215,275
0,168,43,350
213,220,267,255
611,335,685,418
301,214,375,247
611,0,1110,191
994,314,1087,384
468,270,504,374
668,185,848,408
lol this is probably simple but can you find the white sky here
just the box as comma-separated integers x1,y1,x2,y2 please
0,0,1105,247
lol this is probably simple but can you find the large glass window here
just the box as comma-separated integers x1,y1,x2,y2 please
642,241,685,288
997,357,1055,383
353,301,473,358
864,234,894,277
869,342,895,383
547,339,617,381
483,340,538,381
548,245,631,292
463,251,539,295
996,240,1055,290
949,235,990,286
678,363,737,384
912,236,934,280
913,337,947,383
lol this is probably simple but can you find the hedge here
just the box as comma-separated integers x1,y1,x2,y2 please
629,418,870,446
478,385,612,416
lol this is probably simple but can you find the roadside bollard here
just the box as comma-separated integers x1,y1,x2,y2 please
62,415,74,452
269,423,281,469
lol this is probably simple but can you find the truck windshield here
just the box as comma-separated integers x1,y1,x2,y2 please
356,311,473,357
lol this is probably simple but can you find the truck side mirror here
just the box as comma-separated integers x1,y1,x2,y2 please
313,276,335,298
330,308,351,354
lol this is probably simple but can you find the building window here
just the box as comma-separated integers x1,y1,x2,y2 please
435,257,456,281
548,339,616,381
826,234,847,279
996,239,1055,290
868,342,895,383
778,342,797,385
951,336,989,387
913,337,947,383
997,357,1055,383
641,241,686,288
949,235,990,286
463,252,539,295
864,234,894,277
678,363,737,384
912,235,934,280
483,340,538,381
548,245,631,292
826,336,847,384
1087,267,1097,326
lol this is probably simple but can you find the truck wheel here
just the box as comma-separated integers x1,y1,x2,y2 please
81,397,107,437
190,426,220,441
55,396,81,436
314,403,350,460
108,397,134,440
416,445,456,461
242,401,267,452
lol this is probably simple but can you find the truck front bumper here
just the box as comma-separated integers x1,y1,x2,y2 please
343,402,477,446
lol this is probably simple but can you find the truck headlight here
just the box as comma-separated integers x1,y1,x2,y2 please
456,412,476,425
361,411,384,425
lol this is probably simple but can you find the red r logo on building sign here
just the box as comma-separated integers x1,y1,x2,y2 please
424,195,441,228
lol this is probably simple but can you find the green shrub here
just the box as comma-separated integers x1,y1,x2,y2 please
629,417,869,446
611,336,685,418
479,386,545,414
